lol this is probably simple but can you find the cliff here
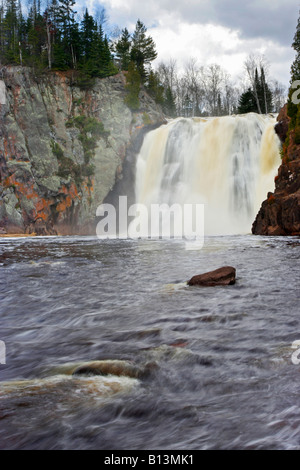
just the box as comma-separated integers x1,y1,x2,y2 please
0,66,165,235
252,104,300,236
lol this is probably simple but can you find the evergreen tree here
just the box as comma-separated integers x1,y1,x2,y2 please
55,0,78,69
0,8,155,89
238,68,273,114
237,88,257,114
259,67,272,113
287,10,300,127
163,86,176,117
291,9,300,81
83,24,117,78
147,69,164,104
130,19,157,81
80,9,96,59
115,27,131,71
124,61,141,110
4,0,19,62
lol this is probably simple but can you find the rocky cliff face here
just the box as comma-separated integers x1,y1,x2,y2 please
252,105,300,236
0,66,164,235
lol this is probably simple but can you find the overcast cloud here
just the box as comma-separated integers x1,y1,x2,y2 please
78,0,299,88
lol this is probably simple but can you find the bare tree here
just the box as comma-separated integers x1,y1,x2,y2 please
203,64,225,116
184,58,207,116
223,72,238,115
271,80,286,112
244,54,262,114
157,58,177,91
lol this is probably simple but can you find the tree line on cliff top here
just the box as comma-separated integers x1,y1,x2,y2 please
286,9,300,146
0,0,288,117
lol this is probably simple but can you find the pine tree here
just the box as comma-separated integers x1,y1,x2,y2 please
259,67,272,113
80,8,96,59
238,68,273,114
55,0,78,69
4,0,19,62
147,69,164,104
130,19,157,81
124,61,141,110
291,10,300,81
164,86,176,117
288,10,300,127
237,88,257,114
115,27,131,71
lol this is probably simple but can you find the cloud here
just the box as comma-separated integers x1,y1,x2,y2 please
148,18,294,87
98,0,298,45
77,0,298,86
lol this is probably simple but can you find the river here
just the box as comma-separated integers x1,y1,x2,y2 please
0,234,299,449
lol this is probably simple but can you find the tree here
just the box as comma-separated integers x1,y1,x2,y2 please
80,8,96,59
238,61,273,114
115,27,131,71
147,69,164,104
271,80,286,113
244,54,262,114
291,9,300,81
3,0,19,62
183,58,205,116
287,10,300,127
164,86,176,117
55,0,78,69
130,19,157,81
258,66,273,113
237,88,257,114
204,63,224,116
124,61,141,110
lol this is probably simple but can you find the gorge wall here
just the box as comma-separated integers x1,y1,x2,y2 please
0,66,165,235
252,105,300,235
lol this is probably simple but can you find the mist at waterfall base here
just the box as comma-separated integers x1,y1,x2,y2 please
129,113,280,238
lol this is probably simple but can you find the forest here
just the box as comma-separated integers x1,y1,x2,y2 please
0,0,288,117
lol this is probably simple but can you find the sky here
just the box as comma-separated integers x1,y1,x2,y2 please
76,0,299,89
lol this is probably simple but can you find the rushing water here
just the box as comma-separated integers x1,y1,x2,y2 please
132,114,280,236
0,235,299,450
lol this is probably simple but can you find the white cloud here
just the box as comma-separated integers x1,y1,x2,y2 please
76,0,297,87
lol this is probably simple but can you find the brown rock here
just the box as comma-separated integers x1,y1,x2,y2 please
72,360,143,379
274,104,290,143
253,104,300,236
187,266,236,287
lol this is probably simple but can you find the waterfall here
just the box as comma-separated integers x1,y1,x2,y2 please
131,113,281,236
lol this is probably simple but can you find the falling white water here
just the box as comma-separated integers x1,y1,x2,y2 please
130,113,281,236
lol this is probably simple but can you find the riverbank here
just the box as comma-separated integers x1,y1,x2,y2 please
0,233,37,237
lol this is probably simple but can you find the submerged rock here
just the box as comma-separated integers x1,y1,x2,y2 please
187,266,236,287
72,360,144,379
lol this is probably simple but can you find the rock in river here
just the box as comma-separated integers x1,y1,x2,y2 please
72,360,144,379
187,266,236,287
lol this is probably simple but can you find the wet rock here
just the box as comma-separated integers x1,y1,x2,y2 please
253,104,300,236
72,360,144,379
274,104,290,143
0,67,165,235
187,266,236,286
